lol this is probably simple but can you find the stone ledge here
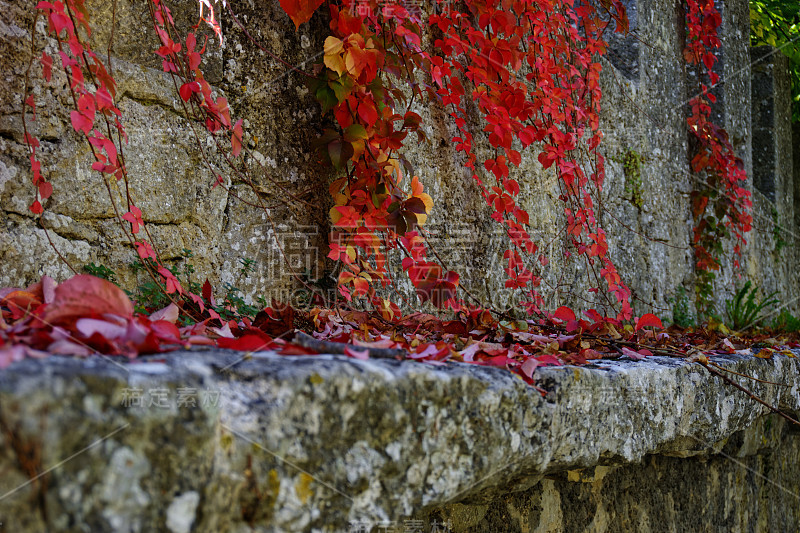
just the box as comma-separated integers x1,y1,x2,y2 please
0,351,798,532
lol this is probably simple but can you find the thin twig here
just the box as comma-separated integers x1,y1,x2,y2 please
293,331,407,359
697,361,800,428
708,360,789,387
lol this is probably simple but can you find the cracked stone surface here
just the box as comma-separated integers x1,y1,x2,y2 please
0,350,798,532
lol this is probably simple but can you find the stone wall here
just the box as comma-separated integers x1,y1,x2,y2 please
0,0,332,300
0,0,798,315
424,423,800,532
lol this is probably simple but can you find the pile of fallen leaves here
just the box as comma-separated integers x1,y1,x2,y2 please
1,275,798,385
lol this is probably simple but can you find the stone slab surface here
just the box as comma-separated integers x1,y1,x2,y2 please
0,350,798,531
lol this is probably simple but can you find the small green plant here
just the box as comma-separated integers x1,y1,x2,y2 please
238,257,256,278
127,250,203,315
128,258,174,314
215,282,262,321
772,309,800,333
694,269,718,321
195,256,263,321
725,281,779,331
669,286,695,328
82,262,118,284
770,207,787,254
123,250,268,320
622,149,644,209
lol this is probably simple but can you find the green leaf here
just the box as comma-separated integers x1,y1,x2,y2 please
343,124,368,142
315,85,338,113
329,75,354,103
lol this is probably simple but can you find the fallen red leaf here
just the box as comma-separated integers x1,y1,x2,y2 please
344,346,370,359
635,313,663,331
553,306,576,322
218,334,274,351
0,290,42,320
43,275,133,325
253,303,295,336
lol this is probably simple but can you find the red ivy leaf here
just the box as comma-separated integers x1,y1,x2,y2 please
535,353,562,366
95,86,114,111
231,118,243,157
553,306,576,323
621,346,646,360
218,334,274,351
38,181,53,200
179,81,200,102
157,267,183,295
122,206,144,234
70,110,93,134
635,313,663,331
24,133,40,149
134,240,156,260
41,52,53,81
357,100,379,125
537,151,556,169
278,0,325,29
202,279,215,305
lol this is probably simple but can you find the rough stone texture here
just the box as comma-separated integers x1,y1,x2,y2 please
3,2,800,532
748,46,798,306
606,0,639,81
795,122,800,229
0,350,798,531
717,0,753,179
424,415,800,532
595,0,695,311
752,47,782,203
0,0,229,290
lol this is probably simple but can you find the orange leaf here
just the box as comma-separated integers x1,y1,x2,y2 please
754,348,773,359
323,36,346,76
338,271,356,285
0,290,42,319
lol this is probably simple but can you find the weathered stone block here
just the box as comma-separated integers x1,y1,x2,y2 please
0,351,798,531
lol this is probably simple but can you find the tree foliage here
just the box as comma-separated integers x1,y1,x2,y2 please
750,0,800,121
